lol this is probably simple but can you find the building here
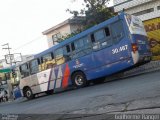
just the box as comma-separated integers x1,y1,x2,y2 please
42,16,85,48
114,0,160,21
114,0,160,60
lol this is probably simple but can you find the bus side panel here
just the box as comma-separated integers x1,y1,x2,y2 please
86,57,132,80
87,38,133,80
30,74,42,94
132,34,151,61
19,76,32,96
35,69,52,93
66,53,95,84
87,39,133,79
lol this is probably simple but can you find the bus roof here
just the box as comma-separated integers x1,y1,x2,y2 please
34,12,125,59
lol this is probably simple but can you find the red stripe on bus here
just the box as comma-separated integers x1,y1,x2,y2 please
62,64,70,88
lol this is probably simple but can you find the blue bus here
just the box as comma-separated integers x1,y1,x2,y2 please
18,12,151,99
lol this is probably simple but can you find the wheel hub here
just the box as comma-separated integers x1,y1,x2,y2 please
75,75,83,86
26,90,31,97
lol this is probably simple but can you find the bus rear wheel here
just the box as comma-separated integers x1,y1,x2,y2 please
72,72,87,88
24,87,34,100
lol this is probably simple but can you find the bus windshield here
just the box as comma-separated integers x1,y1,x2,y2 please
125,14,147,36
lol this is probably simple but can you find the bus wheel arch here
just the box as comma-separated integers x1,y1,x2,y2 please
71,70,88,88
23,86,34,100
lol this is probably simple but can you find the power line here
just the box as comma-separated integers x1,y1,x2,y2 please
13,35,45,51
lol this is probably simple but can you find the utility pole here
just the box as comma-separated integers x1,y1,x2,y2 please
2,43,14,100
2,43,13,66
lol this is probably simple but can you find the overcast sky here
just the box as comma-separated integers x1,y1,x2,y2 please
0,0,84,59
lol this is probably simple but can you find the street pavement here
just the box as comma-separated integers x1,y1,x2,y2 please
0,70,160,119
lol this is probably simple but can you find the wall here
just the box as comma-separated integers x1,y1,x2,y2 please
144,18,160,60
114,0,153,12
114,0,160,60
46,24,71,48
123,0,160,21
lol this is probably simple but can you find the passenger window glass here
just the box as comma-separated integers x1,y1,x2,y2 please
41,53,55,70
55,48,63,59
104,27,112,47
91,34,95,43
30,59,39,74
83,37,90,46
83,37,92,52
55,48,65,65
63,45,71,62
105,27,110,37
20,63,30,78
94,30,105,41
72,36,92,59
92,27,112,50
111,21,124,43
75,39,84,50
66,45,70,53
42,53,52,63
71,43,75,51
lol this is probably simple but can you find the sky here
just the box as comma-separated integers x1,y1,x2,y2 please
0,0,84,60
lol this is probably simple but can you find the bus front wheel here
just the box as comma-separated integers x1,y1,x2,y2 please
24,87,34,100
72,72,87,88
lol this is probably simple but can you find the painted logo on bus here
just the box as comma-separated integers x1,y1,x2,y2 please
73,59,84,69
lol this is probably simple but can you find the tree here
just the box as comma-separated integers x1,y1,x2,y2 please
67,0,115,29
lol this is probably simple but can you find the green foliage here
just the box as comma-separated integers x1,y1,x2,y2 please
67,0,114,28
57,29,82,41
61,0,115,41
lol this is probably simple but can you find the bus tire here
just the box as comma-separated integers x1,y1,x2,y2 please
72,72,87,88
24,87,34,100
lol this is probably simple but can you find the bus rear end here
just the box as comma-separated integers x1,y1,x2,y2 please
125,14,152,65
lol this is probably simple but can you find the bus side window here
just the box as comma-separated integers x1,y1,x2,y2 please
94,29,105,41
29,59,40,75
82,36,92,54
63,45,71,62
71,38,86,58
91,34,95,43
41,53,55,70
91,29,106,50
105,27,110,37
71,42,75,51
20,63,30,78
111,20,124,43
104,27,112,47
55,48,64,65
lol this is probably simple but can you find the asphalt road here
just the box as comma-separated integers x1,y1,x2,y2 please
0,70,160,117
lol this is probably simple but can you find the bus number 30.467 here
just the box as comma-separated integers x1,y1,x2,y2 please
112,45,128,54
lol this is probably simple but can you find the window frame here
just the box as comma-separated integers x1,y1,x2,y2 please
41,53,53,63
133,8,154,16
91,26,112,51
94,29,106,42
110,20,125,44
71,35,92,59
20,63,30,78
29,59,40,75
